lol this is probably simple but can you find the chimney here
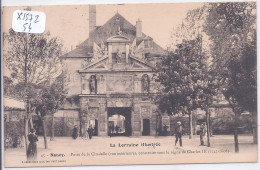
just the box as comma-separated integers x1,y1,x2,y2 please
89,5,96,36
136,18,142,38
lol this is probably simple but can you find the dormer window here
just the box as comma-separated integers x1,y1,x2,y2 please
112,49,126,64
144,39,153,48
107,34,131,64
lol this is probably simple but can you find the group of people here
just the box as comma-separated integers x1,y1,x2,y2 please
5,135,25,149
174,121,208,147
72,125,94,140
108,124,120,135
24,121,209,160
25,125,95,161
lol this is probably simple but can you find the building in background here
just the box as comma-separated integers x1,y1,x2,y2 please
4,96,26,148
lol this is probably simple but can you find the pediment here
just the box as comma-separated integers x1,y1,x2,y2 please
128,56,155,71
79,57,109,72
107,34,131,43
79,56,155,73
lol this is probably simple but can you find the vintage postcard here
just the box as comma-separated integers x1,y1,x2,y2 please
2,1,258,168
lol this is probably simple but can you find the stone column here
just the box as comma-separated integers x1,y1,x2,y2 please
108,44,112,63
126,44,129,63
98,98,107,136
132,98,141,136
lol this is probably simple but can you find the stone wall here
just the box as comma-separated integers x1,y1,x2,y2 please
81,72,157,95
79,96,107,136
63,59,82,96
79,95,158,137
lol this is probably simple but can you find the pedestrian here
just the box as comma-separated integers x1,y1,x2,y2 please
163,124,168,136
27,129,38,160
5,135,12,149
108,124,112,136
200,123,207,146
72,126,78,140
13,136,18,148
82,128,89,140
175,121,183,147
112,124,115,133
88,125,93,140
115,125,119,134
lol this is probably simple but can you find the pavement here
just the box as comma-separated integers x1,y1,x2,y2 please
4,135,258,167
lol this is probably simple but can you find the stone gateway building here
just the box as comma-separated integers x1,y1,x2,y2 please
61,6,165,137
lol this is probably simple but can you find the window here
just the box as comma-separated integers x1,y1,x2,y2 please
144,39,153,48
112,52,126,64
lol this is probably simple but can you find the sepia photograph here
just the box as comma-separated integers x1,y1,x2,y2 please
2,1,258,168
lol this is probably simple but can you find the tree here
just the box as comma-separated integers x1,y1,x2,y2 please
204,2,257,152
169,5,218,144
33,74,66,148
156,38,216,139
236,38,257,144
35,103,48,149
45,76,66,141
169,5,210,53
3,76,13,95
4,29,63,152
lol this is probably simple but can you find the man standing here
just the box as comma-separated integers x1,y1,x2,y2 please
72,126,78,140
87,125,93,140
115,125,119,134
200,122,207,146
175,121,183,147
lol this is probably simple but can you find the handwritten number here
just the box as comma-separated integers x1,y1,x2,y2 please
29,14,33,22
16,11,42,32
17,12,22,20
22,23,32,32
28,23,32,32
23,23,28,31
23,13,26,20
25,13,29,21
34,15,39,23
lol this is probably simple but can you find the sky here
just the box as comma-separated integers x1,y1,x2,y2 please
3,3,203,51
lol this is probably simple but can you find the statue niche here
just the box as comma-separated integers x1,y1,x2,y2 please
112,48,126,64
141,74,150,93
115,49,122,63
89,75,97,94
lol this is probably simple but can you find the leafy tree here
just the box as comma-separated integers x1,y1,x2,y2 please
170,5,210,53
204,2,257,152
4,29,63,151
3,76,13,95
156,38,217,140
34,74,66,148
168,5,219,144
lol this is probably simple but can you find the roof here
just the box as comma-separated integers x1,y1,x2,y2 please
62,13,165,58
4,96,25,110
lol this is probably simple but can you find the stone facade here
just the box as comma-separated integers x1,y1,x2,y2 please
60,6,240,137
61,6,165,137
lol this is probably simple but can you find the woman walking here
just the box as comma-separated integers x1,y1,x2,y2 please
27,129,38,160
